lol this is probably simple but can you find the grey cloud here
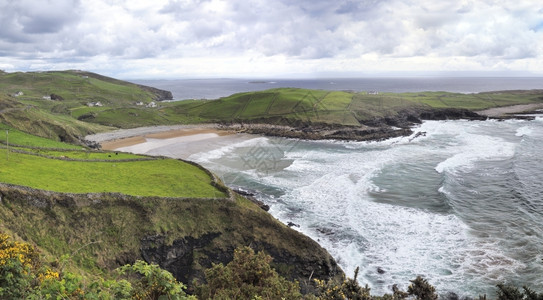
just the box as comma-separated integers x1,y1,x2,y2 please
1,0,542,76
0,0,81,36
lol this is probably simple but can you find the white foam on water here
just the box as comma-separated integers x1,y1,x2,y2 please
434,129,516,174
189,136,270,163
125,118,541,296
255,120,529,296
515,126,534,137
269,157,476,295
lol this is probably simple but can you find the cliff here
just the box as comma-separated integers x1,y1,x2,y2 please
0,183,342,294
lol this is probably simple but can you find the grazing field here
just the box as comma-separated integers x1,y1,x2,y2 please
156,88,543,127
0,125,226,198
0,149,225,198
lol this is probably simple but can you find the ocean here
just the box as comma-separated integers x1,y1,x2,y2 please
185,118,543,297
127,77,543,297
131,77,543,100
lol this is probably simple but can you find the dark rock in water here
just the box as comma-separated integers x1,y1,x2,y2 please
233,187,255,197
377,267,386,274
247,196,270,211
287,221,300,228
408,131,426,142
442,292,460,300
316,228,334,236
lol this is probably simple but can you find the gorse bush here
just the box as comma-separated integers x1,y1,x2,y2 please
0,232,42,298
314,267,372,300
117,260,195,300
407,276,438,300
1,232,543,299
195,246,302,300
0,232,194,299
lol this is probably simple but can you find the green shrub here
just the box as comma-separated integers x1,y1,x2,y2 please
117,260,195,300
496,284,543,300
406,276,438,300
196,246,302,300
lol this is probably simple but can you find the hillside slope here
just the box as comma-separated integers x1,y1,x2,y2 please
0,119,342,294
3,71,543,143
0,70,173,144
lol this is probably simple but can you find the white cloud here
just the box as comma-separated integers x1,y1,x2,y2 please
0,0,542,77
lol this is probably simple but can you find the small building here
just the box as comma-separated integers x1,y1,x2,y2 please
86,101,103,107
13,91,23,97
42,95,52,100
367,91,379,95
147,102,157,108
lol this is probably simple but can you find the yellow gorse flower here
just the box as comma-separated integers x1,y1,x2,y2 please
38,269,60,282
0,233,39,269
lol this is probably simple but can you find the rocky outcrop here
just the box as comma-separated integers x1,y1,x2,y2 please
418,108,486,121
50,93,64,101
139,232,341,294
222,107,488,142
0,181,343,296
137,85,174,101
141,233,222,284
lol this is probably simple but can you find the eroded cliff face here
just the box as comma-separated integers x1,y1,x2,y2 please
0,183,342,294
140,232,341,294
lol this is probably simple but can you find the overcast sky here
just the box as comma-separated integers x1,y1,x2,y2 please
0,0,542,78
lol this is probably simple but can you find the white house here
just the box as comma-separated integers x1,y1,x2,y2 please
87,101,104,107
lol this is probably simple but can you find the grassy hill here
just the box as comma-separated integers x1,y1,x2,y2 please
166,88,543,125
0,82,342,293
79,88,543,130
0,70,172,143
3,70,542,138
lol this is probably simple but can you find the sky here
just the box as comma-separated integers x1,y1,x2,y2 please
0,0,542,79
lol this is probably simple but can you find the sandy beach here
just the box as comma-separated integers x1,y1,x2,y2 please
85,124,255,159
85,124,235,150
84,102,543,156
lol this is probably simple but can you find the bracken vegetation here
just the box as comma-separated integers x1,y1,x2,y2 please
1,233,542,300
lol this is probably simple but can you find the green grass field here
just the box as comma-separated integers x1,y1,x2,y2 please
0,123,82,149
155,88,543,127
0,147,226,198
0,149,225,198
0,125,227,198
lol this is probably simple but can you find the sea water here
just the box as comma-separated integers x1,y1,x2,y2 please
182,117,543,297
131,77,543,100
130,77,543,296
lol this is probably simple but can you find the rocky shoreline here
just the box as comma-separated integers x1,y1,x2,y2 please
85,105,543,147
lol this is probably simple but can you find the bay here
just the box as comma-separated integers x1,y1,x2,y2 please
123,77,543,297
